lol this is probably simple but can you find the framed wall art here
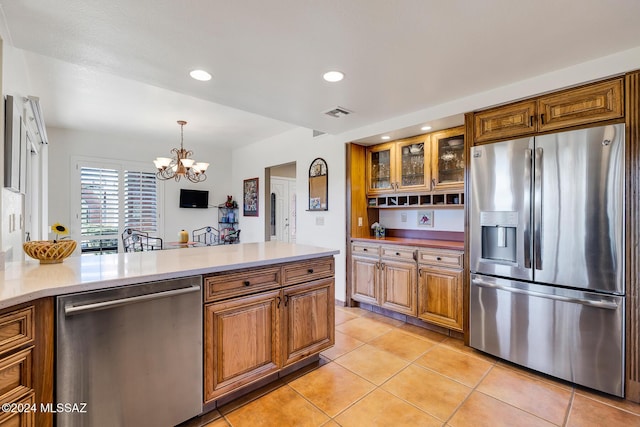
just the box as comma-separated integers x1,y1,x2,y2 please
243,177,259,216
417,210,434,228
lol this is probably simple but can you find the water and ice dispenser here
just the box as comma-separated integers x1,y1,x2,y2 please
480,211,518,263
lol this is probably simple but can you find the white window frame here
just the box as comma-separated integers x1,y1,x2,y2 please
70,156,164,253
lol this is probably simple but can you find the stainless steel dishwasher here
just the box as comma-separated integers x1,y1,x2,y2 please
56,276,202,427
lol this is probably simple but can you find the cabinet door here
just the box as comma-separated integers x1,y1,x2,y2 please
395,135,431,192
380,259,417,316
366,143,395,194
474,100,537,144
430,126,465,191
282,278,335,366
0,392,35,427
417,266,463,331
204,289,281,402
351,255,379,305
537,78,624,132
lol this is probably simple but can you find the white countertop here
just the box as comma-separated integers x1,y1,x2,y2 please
0,242,339,309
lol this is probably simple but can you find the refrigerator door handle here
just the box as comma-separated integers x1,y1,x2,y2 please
534,147,543,270
523,149,532,269
471,278,619,310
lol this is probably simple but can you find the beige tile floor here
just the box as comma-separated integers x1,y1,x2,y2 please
199,306,640,427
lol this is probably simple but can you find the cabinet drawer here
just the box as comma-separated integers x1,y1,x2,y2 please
0,307,34,356
0,347,33,405
0,392,35,426
418,249,463,268
205,267,281,302
351,243,380,257
380,245,416,262
282,257,335,286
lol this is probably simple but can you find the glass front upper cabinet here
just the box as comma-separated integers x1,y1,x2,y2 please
431,125,465,191
395,135,431,192
366,135,431,195
366,143,394,193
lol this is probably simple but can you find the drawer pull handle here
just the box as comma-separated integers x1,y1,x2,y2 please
395,252,401,256
244,280,251,286
363,248,368,251
308,268,314,274
436,257,442,261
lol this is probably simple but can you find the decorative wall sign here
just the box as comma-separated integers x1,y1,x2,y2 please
308,158,328,211
417,210,434,227
243,177,259,216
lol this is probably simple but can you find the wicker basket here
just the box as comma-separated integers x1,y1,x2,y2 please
23,240,77,264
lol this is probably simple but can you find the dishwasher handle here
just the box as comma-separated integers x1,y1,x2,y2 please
472,278,618,310
64,285,201,316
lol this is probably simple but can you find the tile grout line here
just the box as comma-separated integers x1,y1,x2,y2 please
286,360,380,424
440,357,498,425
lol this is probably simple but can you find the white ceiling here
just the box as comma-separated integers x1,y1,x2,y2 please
2,0,640,148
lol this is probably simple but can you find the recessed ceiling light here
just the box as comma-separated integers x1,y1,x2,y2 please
190,69,212,81
421,125,432,131
323,71,344,83
381,135,390,140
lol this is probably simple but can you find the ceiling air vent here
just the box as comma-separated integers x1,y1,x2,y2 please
323,106,352,118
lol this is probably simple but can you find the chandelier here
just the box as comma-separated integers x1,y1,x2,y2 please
153,120,209,183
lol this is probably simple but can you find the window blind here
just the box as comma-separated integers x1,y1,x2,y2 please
124,170,158,232
78,166,159,254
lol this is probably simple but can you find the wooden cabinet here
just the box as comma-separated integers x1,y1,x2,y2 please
351,242,417,316
417,249,464,331
537,79,624,132
473,78,624,144
0,393,34,427
395,135,431,193
366,143,395,193
351,255,379,305
364,127,467,197
0,299,53,427
430,126,465,191
366,135,430,194
205,289,281,402
282,278,334,366
204,257,335,403
380,258,417,316
474,100,537,143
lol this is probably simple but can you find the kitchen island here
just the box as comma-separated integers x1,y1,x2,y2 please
0,241,338,426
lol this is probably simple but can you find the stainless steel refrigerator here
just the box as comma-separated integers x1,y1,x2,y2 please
469,123,625,397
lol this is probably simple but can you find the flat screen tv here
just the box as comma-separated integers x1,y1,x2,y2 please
179,189,209,208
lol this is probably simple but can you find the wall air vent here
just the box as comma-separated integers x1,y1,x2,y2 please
312,130,326,138
323,106,353,118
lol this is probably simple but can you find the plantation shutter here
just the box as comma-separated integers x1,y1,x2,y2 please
78,165,159,254
80,167,120,253
124,170,158,233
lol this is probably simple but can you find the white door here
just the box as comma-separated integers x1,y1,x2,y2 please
270,177,296,242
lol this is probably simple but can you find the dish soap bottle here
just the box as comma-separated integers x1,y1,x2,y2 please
179,229,189,243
